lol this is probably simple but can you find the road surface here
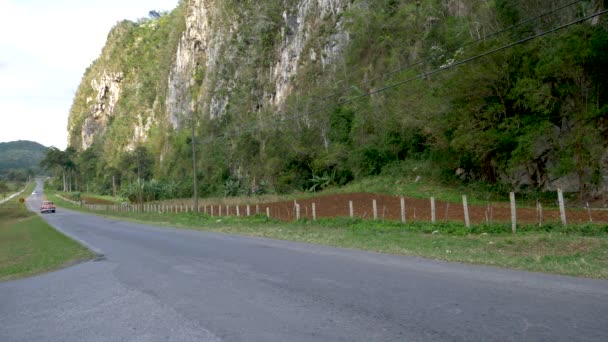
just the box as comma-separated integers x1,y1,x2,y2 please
1,181,607,341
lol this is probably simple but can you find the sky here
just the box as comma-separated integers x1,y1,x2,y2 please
0,0,178,149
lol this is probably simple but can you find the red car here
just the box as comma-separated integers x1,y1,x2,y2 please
40,201,56,213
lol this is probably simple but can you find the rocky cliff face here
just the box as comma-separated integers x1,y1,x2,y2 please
166,0,350,127
70,0,350,152
79,71,123,150
67,0,608,197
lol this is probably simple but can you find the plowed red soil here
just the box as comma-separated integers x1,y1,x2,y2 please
81,196,114,205
227,193,608,225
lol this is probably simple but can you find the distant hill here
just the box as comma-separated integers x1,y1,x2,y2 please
0,140,48,174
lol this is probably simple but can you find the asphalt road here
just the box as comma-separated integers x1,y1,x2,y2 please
1,182,607,341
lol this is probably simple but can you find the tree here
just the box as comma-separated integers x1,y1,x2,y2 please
118,146,153,205
40,147,74,192
77,143,102,193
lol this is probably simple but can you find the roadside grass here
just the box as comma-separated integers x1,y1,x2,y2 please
0,184,94,281
47,190,608,279
329,159,507,205
334,175,496,205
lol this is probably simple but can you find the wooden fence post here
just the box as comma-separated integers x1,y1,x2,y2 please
295,203,300,221
373,200,378,220
558,188,567,226
236,206,240,217
538,202,542,227
400,197,406,224
247,205,251,216
266,207,270,218
312,202,316,221
431,197,436,224
510,192,517,233
256,204,260,214
463,195,470,228
349,201,354,218
586,202,593,223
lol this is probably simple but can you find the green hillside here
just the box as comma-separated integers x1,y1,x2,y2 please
61,0,607,201
0,141,47,180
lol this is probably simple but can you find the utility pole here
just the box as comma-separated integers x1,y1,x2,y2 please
192,107,199,215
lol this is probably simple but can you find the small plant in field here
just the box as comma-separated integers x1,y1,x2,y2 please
308,171,335,192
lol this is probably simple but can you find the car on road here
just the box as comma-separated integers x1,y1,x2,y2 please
40,201,56,213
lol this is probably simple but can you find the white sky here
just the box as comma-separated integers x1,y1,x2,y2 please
0,0,178,149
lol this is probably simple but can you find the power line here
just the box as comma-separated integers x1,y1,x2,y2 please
294,0,585,108
212,0,589,141
359,9,608,98
202,8,607,145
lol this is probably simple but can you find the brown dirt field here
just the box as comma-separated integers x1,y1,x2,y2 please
220,193,608,225
81,196,114,205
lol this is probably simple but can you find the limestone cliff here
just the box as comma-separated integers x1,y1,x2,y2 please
69,0,349,155
66,0,608,197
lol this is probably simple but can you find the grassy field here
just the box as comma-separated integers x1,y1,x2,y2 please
48,189,608,279
0,184,94,281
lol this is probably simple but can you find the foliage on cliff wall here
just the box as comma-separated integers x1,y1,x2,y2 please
64,0,608,201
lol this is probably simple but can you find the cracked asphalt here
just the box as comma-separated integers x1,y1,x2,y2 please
1,181,607,341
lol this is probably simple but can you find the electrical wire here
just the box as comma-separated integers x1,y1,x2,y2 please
294,0,585,107
198,8,607,145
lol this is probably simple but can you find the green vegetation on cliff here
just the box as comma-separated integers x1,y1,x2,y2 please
62,0,608,203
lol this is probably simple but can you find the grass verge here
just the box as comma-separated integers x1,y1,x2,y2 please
48,190,608,279
0,184,94,281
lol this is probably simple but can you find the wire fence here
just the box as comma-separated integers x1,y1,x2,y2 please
76,191,608,228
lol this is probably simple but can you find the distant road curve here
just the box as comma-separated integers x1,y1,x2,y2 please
1,180,607,341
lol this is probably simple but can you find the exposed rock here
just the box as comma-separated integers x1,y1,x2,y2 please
272,0,349,107
90,71,123,119
126,112,155,151
166,0,213,128
446,0,469,17
164,0,349,127
81,117,100,151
